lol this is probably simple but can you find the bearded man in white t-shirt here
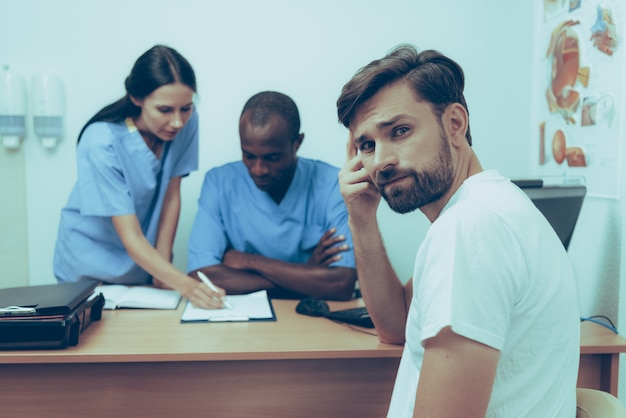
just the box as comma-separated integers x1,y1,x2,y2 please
337,44,580,418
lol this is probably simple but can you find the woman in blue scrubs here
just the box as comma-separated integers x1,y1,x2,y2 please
54,45,222,308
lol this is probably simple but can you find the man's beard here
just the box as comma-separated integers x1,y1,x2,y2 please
376,133,454,214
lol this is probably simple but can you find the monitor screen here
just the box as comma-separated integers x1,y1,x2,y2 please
512,180,586,250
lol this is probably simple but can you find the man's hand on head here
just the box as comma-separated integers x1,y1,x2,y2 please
307,228,350,267
338,134,381,226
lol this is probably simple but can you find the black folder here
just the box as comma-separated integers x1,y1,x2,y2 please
0,280,99,317
0,280,104,349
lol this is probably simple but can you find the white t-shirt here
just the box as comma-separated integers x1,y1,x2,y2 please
387,171,580,418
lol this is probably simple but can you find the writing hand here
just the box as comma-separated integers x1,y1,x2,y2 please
307,227,350,266
185,278,226,309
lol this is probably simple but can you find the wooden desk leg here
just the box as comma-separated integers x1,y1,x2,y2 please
579,353,621,397
578,354,620,397
600,353,619,397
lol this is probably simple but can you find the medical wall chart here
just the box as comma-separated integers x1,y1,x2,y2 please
533,0,623,197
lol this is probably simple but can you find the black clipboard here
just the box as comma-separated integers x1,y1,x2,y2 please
180,290,276,323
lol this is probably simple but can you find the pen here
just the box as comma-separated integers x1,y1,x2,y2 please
197,271,233,309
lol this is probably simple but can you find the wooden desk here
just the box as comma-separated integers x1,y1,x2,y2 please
0,299,402,418
0,301,624,418
579,320,626,397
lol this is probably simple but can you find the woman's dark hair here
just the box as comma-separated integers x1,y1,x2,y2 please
337,44,472,146
77,44,196,143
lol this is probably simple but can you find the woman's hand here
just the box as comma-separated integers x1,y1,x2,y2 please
184,278,227,309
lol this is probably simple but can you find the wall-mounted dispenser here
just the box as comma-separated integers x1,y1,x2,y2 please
32,73,64,149
0,66,27,150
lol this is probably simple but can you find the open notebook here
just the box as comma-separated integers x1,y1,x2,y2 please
97,285,181,310
181,290,275,323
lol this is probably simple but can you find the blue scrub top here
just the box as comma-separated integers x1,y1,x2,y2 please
54,111,199,284
187,157,355,272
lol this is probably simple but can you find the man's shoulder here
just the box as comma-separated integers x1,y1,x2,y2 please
434,172,550,250
205,160,246,178
299,158,341,182
201,161,249,195
300,157,340,171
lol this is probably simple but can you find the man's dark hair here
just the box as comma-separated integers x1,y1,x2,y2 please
241,91,301,141
337,44,472,146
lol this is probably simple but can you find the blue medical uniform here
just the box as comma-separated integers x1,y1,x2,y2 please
187,158,355,273
54,111,198,284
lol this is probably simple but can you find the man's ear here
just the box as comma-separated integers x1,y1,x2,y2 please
443,103,468,147
293,133,304,152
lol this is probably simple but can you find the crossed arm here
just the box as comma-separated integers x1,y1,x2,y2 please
191,228,357,301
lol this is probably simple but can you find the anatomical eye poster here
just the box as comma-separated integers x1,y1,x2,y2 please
533,0,623,197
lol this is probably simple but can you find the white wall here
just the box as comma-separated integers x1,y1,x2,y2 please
1,0,532,283
2,0,626,406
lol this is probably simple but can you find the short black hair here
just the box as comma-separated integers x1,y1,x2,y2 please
337,44,472,145
241,91,301,140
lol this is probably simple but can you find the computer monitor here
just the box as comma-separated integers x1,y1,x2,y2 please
512,180,586,250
